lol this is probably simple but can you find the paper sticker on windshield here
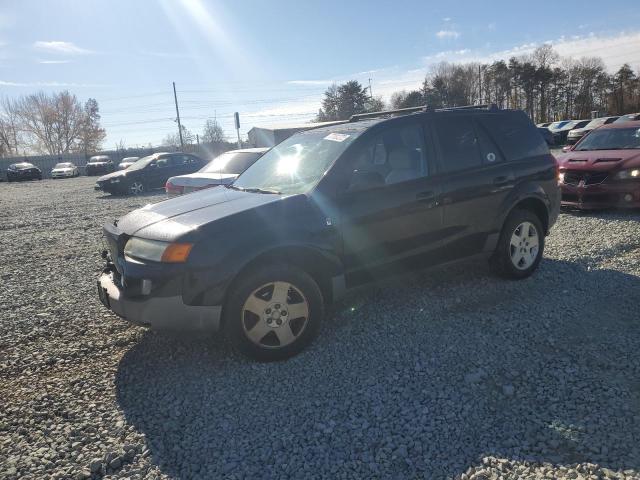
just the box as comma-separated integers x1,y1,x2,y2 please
324,133,350,142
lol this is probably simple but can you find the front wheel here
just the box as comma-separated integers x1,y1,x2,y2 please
490,209,545,279
224,265,324,361
128,181,145,195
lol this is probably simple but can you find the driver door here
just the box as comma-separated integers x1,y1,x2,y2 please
335,121,444,284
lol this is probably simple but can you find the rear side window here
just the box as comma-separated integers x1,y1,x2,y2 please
478,112,548,161
433,116,482,172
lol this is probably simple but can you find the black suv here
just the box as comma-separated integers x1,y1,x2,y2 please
95,152,205,195
97,106,560,360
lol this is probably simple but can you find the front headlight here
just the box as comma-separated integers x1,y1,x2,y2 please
110,178,121,183
124,237,193,263
614,169,640,180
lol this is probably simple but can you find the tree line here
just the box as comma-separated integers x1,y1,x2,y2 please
317,45,640,123
0,91,106,157
161,118,227,147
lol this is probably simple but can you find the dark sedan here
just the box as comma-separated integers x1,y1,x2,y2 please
95,152,205,195
6,162,42,182
86,155,115,176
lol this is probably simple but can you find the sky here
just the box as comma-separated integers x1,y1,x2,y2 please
1,0,640,150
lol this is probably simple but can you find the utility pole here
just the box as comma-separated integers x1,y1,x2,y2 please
478,65,482,104
173,82,184,149
368,78,373,99
234,112,241,149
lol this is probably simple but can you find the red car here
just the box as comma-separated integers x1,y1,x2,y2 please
557,120,640,209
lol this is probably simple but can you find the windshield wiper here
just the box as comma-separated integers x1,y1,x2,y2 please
242,187,281,194
225,184,280,194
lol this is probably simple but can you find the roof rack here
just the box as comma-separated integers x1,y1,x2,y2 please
349,103,499,122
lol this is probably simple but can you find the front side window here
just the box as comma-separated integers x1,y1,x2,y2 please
434,116,482,172
233,129,359,195
348,123,429,187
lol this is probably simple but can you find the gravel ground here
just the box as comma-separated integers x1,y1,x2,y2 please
1,176,639,480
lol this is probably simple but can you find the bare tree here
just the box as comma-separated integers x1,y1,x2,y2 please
14,91,105,155
201,119,225,144
79,98,106,155
0,98,21,157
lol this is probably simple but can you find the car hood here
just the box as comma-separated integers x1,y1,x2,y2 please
169,172,238,187
557,149,640,171
115,187,285,241
52,168,73,172
97,171,127,182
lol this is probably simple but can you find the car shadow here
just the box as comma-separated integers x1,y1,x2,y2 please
96,191,164,200
115,258,640,479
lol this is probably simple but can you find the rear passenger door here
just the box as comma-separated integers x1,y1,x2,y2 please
431,114,514,257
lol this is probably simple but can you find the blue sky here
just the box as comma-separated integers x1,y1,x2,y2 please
1,0,640,150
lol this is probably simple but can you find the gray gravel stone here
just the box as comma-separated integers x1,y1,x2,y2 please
0,178,639,479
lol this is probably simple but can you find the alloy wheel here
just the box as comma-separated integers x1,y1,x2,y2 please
241,281,309,348
129,181,144,195
509,221,539,270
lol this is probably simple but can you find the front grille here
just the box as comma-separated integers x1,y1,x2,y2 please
563,170,608,186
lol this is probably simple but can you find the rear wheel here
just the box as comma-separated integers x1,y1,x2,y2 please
128,181,145,195
490,209,544,279
224,264,323,361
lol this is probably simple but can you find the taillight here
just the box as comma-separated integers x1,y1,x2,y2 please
165,181,184,195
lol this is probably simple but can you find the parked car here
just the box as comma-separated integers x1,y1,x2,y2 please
95,152,205,195
6,162,42,182
557,120,640,209
86,155,115,176
51,162,80,179
166,148,269,197
566,116,619,144
97,105,560,360
613,113,640,124
117,157,140,170
537,127,554,146
549,120,590,145
537,122,552,128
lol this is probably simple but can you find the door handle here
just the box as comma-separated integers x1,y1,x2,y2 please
416,191,439,207
492,175,512,186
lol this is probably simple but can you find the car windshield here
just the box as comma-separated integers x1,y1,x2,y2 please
548,121,570,130
575,127,640,151
55,163,72,168
125,155,155,171
89,157,108,163
14,163,34,169
202,151,262,175
232,130,358,195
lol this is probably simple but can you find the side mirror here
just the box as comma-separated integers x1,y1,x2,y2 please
347,170,385,192
562,145,572,153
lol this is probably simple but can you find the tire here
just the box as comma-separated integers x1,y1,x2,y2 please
490,209,545,279
224,264,324,361
128,180,145,195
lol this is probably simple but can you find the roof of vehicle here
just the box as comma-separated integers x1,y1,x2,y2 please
596,119,640,130
226,147,270,153
10,162,35,167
